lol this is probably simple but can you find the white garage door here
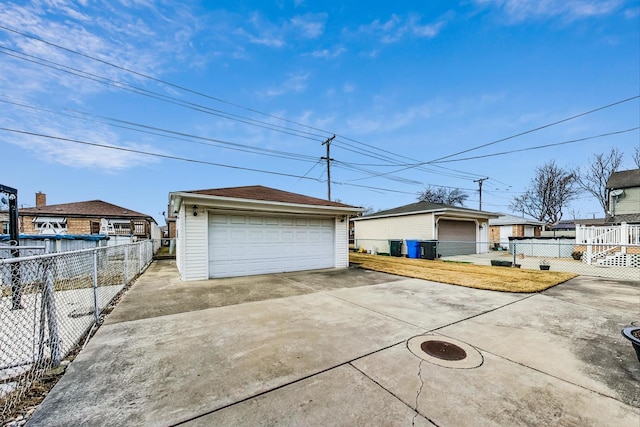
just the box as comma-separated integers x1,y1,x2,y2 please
208,213,335,278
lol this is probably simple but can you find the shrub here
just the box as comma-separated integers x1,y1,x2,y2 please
571,251,583,261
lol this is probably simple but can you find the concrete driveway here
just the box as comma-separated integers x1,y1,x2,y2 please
28,261,639,426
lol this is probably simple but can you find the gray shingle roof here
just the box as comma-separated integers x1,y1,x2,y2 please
606,169,640,189
489,213,545,226
358,201,496,219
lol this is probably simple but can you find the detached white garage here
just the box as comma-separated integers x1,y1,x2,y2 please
169,186,363,280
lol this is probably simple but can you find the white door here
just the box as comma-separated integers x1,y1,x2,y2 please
208,213,335,278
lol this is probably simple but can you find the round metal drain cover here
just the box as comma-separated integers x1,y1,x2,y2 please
407,335,483,369
420,340,467,361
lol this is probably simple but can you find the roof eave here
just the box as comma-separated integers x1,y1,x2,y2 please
353,207,499,221
169,191,363,215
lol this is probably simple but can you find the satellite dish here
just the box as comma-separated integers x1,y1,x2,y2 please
610,189,624,197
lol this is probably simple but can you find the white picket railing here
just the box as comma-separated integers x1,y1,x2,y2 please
576,223,640,264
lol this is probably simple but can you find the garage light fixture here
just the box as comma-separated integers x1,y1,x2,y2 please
192,205,198,216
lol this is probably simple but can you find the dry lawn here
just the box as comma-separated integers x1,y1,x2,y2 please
350,253,576,293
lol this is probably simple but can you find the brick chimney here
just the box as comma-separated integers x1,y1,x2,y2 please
36,192,46,208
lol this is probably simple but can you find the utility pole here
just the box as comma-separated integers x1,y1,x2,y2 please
473,177,489,211
321,135,335,200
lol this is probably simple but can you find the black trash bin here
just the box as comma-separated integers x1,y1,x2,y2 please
388,240,403,257
419,240,437,260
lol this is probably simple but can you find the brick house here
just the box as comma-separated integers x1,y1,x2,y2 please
17,193,157,239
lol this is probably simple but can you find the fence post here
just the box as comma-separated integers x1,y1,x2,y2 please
38,261,61,366
513,243,516,266
92,249,100,324
124,245,129,284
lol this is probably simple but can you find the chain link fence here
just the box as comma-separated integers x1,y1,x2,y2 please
0,240,153,420
354,239,640,281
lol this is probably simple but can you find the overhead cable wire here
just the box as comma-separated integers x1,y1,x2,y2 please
428,95,640,163
0,127,416,196
0,46,324,142
431,127,640,163
0,24,337,136
0,42,483,181
0,24,554,180
2,25,638,183
0,97,318,163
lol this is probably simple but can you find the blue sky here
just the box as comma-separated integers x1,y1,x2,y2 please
0,0,638,225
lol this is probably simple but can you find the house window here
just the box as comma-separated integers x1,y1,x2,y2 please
32,217,67,231
2,222,8,234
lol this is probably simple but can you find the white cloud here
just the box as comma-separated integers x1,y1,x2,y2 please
235,12,286,47
290,13,327,38
310,46,346,59
624,6,640,19
261,72,310,97
343,83,355,93
358,14,447,44
474,0,624,21
346,102,434,134
0,1,199,169
1,113,160,171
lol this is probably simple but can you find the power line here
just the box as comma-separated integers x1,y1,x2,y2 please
0,43,483,184
0,24,535,184
431,127,639,163
0,127,418,196
0,97,319,163
0,46,325,142
428,95,640,163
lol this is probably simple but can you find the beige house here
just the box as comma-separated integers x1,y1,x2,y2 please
169,185,362,280
17,193,157,239
352,201,499,257
575,169,640,266
606,169,640,224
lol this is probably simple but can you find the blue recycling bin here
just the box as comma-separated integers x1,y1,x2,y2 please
406,240,420,259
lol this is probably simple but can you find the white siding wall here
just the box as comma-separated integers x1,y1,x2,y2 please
175,205,185,278
334,217,348,268
354,214,434,254
615,187,640,215
183,204,208,280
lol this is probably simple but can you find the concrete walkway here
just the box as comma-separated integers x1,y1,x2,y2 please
28,261,639,426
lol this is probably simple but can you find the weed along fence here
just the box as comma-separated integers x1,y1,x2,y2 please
0,240,153,420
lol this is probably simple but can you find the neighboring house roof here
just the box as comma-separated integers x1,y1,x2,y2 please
180,185,356,209
19,200,156,223
489,213,545,226
606,169,640,189
574,218,606,226
607,213,640,224
353,201,498,221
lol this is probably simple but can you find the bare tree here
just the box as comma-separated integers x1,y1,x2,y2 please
417,185,469,206
509,160,579,226
576,148,623,216
634,146,640,168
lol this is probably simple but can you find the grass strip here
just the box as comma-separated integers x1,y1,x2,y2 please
350,253,576,293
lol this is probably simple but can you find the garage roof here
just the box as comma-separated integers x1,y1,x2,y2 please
180,185,356,208
353,200,499,221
